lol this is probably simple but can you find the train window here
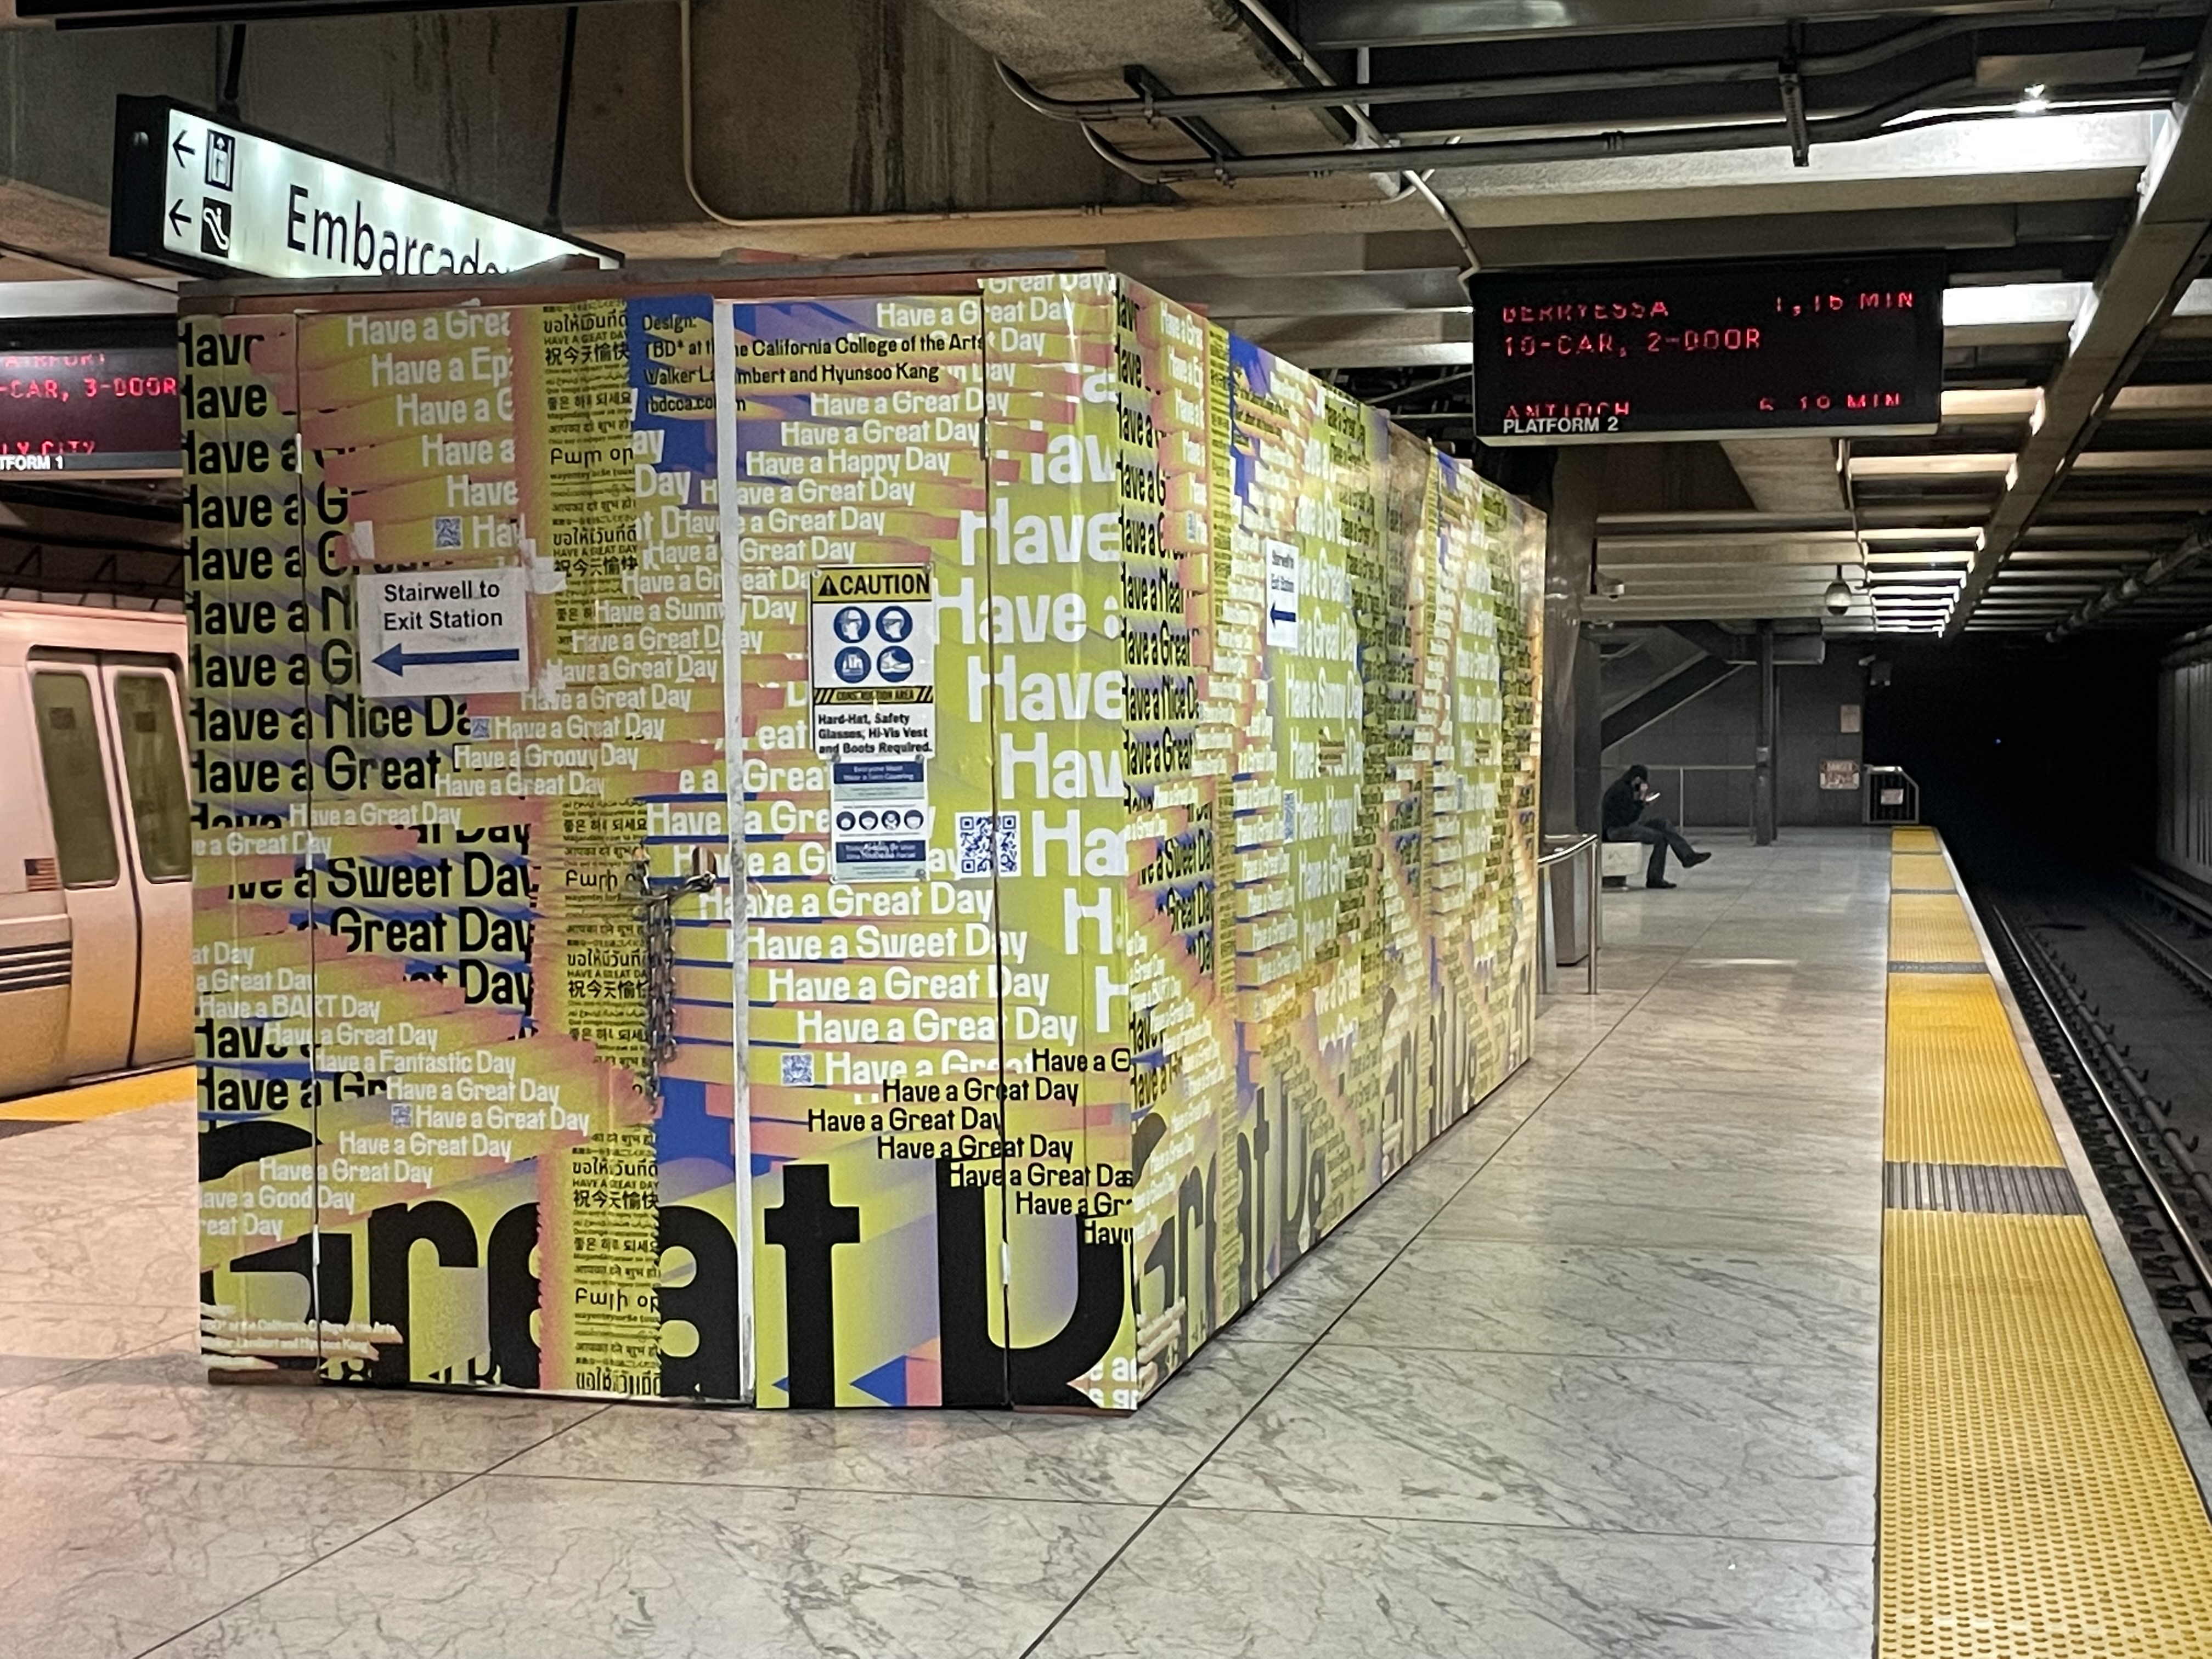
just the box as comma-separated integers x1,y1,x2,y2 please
113,673,190,881
31,672,120,888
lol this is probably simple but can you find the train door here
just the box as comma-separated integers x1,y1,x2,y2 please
102,661,193,1064
29,658,138,1076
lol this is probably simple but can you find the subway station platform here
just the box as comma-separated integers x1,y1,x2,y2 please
3,829,2211,1656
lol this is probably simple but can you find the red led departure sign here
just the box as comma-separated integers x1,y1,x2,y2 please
0,343,179,475
1472,255,1946,444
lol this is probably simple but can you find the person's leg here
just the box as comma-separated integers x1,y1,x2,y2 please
1648,816,1696,860
1646,816,1709,870
1633,821,1670,883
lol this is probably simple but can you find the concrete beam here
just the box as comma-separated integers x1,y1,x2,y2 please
1723,437,1845,514
1950,18,2212,633
1306,0,2023,49
0,177,172,284
923,0,1392,206
595,105,2161,261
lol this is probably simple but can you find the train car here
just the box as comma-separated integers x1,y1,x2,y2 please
0,601,190,1098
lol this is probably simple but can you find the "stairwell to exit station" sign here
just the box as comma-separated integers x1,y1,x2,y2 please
359,568,530,699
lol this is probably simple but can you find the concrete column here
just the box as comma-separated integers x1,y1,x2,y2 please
1575,632,1604,834
1754,620,1778,846
1542,447,1602,836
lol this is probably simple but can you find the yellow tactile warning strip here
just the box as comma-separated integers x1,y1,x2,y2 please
1889,890,1985,964
1886,974,2064,1167
1891,851,1954,892
1892,825,1941,854
0,1065,191,1122
1882,1212,2212,1655
1880,831,2212,1658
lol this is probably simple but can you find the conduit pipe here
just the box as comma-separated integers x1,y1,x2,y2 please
2047,515,2212,639
999,15,2009,125
1075,78,2179,184
669,0,1434,244
1227,0,1480,274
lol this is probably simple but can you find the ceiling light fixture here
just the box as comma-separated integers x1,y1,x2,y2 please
1826,565,1855,616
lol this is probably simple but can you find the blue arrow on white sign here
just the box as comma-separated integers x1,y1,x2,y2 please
374,644,523,676
1265,538,1300,649
360,565,531,699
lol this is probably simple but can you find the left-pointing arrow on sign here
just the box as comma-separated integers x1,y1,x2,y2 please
172,132,194,167
167,201,189,235
374,644,523,676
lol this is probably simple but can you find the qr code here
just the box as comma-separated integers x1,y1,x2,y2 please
433,515,463,549
956,811,1020,877
780,1052,816,1086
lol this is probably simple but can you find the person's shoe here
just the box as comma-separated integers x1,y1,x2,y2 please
1647,878,1678,889
1682,850,1712,868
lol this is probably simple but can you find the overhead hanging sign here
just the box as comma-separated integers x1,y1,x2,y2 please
110,96,616,281
1472,253,1945,445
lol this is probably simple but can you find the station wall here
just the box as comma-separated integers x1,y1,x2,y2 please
184,273,1543,1410
1604,651,1868,830
2159,633,2212,884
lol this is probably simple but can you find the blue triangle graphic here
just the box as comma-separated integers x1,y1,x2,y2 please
851,1355,908,1406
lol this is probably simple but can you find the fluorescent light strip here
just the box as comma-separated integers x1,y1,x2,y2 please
1847,453,2016,478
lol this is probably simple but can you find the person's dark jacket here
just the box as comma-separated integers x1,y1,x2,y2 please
1601,776,1645,834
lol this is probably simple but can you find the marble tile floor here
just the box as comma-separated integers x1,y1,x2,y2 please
0,828,1891,1658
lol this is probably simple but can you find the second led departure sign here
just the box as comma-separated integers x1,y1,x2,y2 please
1471,254,1946,444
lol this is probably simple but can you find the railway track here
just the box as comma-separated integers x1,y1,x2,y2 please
1979,888,2212,1421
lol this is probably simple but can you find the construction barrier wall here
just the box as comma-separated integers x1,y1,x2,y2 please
184,272,1543,1409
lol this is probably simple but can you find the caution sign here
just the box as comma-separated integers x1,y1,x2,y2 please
810,566,935,759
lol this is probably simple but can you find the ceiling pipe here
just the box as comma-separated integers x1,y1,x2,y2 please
667,0,1430,241
1229,0,1391,149
1004,14,2188,127
2047,515,2212,637
1228,0,1481,274
997,15,2019,125
1071,77,2176,184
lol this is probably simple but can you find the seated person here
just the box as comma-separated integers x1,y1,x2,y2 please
1601,765,1711,890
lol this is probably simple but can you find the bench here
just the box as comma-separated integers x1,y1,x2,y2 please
1601,840,1645,888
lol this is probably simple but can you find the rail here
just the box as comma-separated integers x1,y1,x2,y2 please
2135,864,2212,935
2113,911,2212,1009
1537,833,1600,996
1626,764,1757,833
1865,764,1921,825
1989,905,2212,1297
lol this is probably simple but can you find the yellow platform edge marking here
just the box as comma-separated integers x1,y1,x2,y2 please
1886,973,2063,1166
1892,825,1940,853
0,1065,193,1122
1880,831,2212,1659
1881,1212,2212,1656
1890,852,1954,893
1889,890,1984,963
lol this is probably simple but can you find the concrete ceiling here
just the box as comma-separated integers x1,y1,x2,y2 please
5,0,2211,634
